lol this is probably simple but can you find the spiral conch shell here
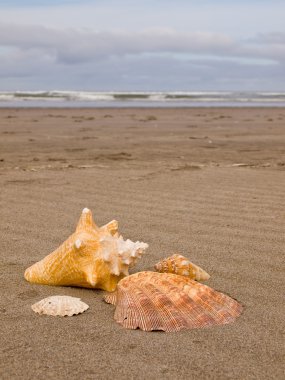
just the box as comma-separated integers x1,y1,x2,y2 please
154,254,210,281
24,208,148,292
104,271,242,332
32,296,89,317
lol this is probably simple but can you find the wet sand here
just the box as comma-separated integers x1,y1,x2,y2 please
0,107,284,379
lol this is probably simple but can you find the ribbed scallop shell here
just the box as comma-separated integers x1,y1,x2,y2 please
154,254,210,281
104,271,242,332
24,208,148,292
31,296,89,317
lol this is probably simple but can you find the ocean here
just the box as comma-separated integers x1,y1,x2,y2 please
0,91,285,107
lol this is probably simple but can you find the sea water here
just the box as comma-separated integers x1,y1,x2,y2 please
0,91,285,107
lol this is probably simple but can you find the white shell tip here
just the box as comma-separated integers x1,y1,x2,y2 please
82,208,90,213
111,267,120,276
75,239,82,249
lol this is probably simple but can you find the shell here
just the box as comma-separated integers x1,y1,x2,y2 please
31,296,89,317
104,271,242,332
154,254,210,281
24,208,148,292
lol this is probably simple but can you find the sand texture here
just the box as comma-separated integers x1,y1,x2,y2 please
0,107,284,379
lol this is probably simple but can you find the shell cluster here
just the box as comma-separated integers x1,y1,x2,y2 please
24,208,148,292
104,271,242,332
24,207,243,330
154,254,210,281
31,296,89,317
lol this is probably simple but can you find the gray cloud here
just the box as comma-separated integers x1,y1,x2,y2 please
0,23,284,90
252,32,285,44
1,23,284,63
0,24,235,62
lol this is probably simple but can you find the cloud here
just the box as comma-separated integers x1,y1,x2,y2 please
1,1,285,39
254,32,285,44
0,50,281,92
0,0,89,7
0,23,284,90
1,23,284,63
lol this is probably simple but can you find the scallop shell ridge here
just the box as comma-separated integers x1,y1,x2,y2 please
104,271,242,332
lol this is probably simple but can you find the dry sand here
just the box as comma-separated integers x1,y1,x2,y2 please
0,107,284,379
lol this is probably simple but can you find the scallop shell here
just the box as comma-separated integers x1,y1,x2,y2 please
24,208,148,292
154,254,210,281
104,271,242,332
31,296,89,317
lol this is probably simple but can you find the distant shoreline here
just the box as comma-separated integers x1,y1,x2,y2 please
1,91,285,108
1,103,285,108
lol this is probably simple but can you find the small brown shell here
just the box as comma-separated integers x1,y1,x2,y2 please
104,271,242,332
154,254,210,281
31,296,89,317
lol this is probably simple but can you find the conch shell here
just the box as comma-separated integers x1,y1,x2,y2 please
154,254,210,281
31,296,89,317
104,271,242,332
24,208,148,292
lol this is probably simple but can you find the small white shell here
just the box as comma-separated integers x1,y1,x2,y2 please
31,296,89,317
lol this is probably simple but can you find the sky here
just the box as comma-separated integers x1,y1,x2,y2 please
0,0,284,91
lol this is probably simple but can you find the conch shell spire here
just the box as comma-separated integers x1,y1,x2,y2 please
24,208,148,292
75,207,98,232
100,220,119,236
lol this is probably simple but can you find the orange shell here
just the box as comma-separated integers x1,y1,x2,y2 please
24,208,148,292
104,271,242,332
154,254,210,281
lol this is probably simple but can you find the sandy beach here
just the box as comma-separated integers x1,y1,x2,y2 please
0,107,284,379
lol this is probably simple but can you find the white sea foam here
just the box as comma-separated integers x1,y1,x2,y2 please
1,91,285,107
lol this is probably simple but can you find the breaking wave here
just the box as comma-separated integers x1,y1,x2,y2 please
1,91,285,107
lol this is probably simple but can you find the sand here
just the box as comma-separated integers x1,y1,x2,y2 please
0,107,284,379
